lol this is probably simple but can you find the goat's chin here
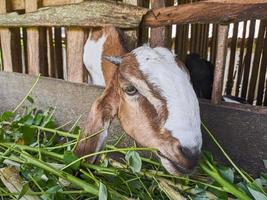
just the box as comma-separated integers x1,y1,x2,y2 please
159,156,194,175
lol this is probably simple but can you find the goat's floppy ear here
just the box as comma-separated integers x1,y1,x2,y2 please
75,78,119,162
104,56,122,66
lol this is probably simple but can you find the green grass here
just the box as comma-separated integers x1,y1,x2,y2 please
0,76,266,200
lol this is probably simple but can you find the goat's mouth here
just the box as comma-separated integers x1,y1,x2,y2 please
159,153,197,175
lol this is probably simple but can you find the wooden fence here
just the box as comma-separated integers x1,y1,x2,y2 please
0,0,267,106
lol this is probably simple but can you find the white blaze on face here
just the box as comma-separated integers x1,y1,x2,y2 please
83,34,106,86
132,46,202,151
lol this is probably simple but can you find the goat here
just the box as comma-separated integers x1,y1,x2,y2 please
77,26,202,175
185,53,247,104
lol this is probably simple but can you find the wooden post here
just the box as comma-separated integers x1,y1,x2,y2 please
66,0,85,83
235,21,247,96
257,23,267,105
211,25,229,105
54,27,64,79
137,0,149,46
66,27,85,83
247,21,266,104
241,19,256,99
226,22,239,95
25,0,40,75
123,0,138,50
47,28,56,77
150,0,166,47
0,0,22,73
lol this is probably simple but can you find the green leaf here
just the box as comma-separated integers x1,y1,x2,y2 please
63,150,80,170
218,166,235,183
1,111,13,121
33,113,44,126
26,96,34,104
18,182,29,199
41,185,62,200
21,126,35,145
125,150,142,173
99,182,108,200
248,186,267,200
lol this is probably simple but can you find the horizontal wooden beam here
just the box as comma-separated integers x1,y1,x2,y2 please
2,0,267,28
0,1,147,28
11,0,84,10
143,1,267,27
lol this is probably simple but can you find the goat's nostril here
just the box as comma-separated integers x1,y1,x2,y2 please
181,146,201,160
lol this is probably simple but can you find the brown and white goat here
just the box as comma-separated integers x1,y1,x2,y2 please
76,26,202,175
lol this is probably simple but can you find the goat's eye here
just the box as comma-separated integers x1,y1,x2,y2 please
124,85,138,96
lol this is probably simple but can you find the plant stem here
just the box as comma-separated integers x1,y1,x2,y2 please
199,160,251,200
20,152,99,196
62,147,158,170
13,74,40,113
201,122,251,183
2,122,78,139
106,145,160,167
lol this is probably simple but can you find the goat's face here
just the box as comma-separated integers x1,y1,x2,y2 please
76,46,202,175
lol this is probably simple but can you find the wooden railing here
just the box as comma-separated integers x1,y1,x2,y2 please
0,0,267,106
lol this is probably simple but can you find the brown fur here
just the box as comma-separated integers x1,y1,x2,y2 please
76,26,198,174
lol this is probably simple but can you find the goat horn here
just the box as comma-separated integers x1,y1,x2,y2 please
104,56,122,66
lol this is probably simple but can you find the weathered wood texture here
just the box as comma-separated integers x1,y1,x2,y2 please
25,0,40,75
123,0,138,50
241,20,256,99
1,72,266,177
150,0,166,47
66,27,85,83
211,25,229,104
9,0,267,10
143,1,267,27
200,100,267,177
65,0,85,83
225,22,238,95
0,1,147,28
137,0,149,46
0,0,22,72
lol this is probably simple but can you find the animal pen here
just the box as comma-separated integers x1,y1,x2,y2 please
0,0,267,177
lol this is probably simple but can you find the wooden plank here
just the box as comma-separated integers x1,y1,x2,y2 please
264,80,267,106
54,27,64,79
150,0,166,47
10,0,267,11
203,24,209,59
25,0,40,75
257,25,267,105
0,0,14,72
137,0,149,46
211,25,229,104
66,27,85,83
210,24,218,64
225,22,238,95
200,99,267,177
165,0,175,49
247,21,266,104
241,20,256,99
22,28,28,73
235,21,247,96
123,0,138,50
47,28,56,77
143,1,267,27
12,0,94,10
39,27,48,76
0,1,147,29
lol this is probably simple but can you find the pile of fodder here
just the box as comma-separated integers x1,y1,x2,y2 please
0,80,266,199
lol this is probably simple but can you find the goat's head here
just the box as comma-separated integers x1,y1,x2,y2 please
76,45,202,175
